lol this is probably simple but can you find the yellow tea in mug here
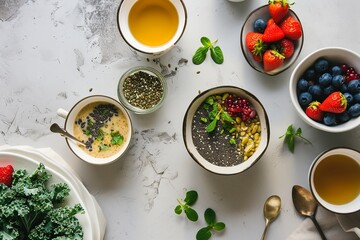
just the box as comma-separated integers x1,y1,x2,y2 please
314,154,360,205
128,0,179,47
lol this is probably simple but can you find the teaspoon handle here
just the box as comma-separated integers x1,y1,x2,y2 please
50,123,85,146
260,221,269,240
310,215,327,240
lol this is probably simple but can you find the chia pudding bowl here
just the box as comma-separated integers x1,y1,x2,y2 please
183,86,270,175
117,66,167,114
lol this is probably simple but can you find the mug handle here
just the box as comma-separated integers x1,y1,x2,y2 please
57,108,69,119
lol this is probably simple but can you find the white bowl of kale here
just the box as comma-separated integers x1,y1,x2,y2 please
182,86,270,175
0,150,105,239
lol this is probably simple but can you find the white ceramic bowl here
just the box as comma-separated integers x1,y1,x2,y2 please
183,86,270,175
117,0,187,57
240,5,304,75
57,95,133,165
289,47,360,133
0,149,106,239
309,147,360,214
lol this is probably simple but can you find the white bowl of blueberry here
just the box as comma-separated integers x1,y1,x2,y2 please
290,47,360,133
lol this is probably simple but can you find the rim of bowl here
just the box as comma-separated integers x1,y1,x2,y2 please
65,95,133,165
289,47,360,133
116,0,188,55
182,86,270,175
240,5,304,76
308,147,360,214
117,66,167,114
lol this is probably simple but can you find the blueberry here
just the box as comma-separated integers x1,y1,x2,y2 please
297,79,309,92
309,85,323,99
298,92,312,107
253,18,267,33
331,65,342,76
319,73,332,87
340,83,348,93
354,93,360,103
332,75,344,88
314,58,329,73
348,80,360,94
348,103,360,118
323,113,337,126
337,111,351,123
323,85,335,96
304,68,316,81
343,92,353,104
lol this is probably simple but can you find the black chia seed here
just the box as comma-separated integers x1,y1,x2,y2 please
192,105,243,167
75,103,119,151
122,71,163,110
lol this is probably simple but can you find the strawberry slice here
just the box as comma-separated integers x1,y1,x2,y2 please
0,164,14,187
280,16,302,40
268,0,294,23
319,92,347,113
305,101,324,122
263,49,285,72
262,22,285,42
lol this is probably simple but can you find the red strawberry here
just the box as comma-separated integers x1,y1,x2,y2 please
245,32,266,62
267,18,275,26
280,16,302,40
0,164,14,187
319,92,347,113
279,38,294,58
262,22,285,42
305,101,324,122
268,0,294,23
263,49,285,72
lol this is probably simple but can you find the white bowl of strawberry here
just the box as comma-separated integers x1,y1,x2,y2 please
290,47,360,133
241,1,304,75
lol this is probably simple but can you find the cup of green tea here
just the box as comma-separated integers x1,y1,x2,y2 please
117,0,187,56
309,147,360,214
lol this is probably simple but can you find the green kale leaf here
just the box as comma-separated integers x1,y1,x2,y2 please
0,163,84,240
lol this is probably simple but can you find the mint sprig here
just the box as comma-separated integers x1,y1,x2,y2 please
192,37,224,65
196,208,226,240
175,190,199,222
279,124,311,153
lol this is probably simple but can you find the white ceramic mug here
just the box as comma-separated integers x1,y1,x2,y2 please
309,147,360,214
117,0,187,57
57,95,133,165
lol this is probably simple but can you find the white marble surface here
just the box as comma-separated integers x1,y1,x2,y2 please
1,0,360,239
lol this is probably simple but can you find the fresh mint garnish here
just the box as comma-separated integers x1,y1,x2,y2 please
175,190,199,222
203,96,235,133
279,124,311,153
193,37,224,65
196,208,226,240
111,131,124,145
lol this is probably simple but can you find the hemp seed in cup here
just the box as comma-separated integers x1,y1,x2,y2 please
192,93,261,166
118,66,167,114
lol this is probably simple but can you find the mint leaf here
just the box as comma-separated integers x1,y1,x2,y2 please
201,36,212,48
184,190,198,206
193,46,208,65
185,207,199,222
210,46,224,64
111,131,124,145
196,227,212,240
204,208,216,225
206,118,218,133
